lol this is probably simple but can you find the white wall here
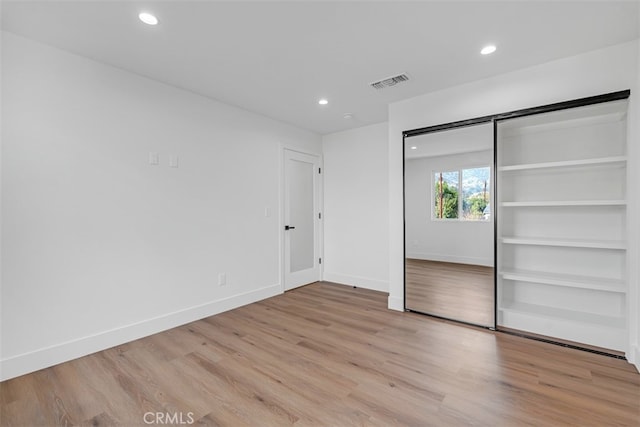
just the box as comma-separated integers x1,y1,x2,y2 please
632,28,640,370
0,30,4,367
405,150,493,266
322,123,389,292
388,40,639,368
0,32,321,380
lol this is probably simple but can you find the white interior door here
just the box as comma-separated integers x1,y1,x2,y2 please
284,150,320,290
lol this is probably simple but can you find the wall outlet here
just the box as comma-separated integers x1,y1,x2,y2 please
218,273,226,286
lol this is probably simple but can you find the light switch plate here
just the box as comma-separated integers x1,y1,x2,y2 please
148,152,159,165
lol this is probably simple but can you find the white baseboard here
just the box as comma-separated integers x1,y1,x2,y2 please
388,295,404,312
630,345,640,373
405,252,493,267
323,272,388,293
0,284,282,381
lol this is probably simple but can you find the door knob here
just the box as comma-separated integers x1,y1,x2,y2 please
285,225,296,230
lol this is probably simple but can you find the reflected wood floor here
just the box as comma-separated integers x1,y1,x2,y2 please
1,282,639,426
406,259,494,327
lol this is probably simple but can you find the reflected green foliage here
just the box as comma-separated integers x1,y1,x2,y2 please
434,180,459,219
463,194,489,219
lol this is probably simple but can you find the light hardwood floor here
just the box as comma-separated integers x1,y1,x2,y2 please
1,282,639,426
405,259,494,327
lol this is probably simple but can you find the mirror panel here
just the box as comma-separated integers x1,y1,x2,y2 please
404,122,495,327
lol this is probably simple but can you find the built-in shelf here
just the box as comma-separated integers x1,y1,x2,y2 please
499,301,625,329
499,269,625,293
500,236,626,250
500,200,626,207
498,156,626,172
496,94,629,352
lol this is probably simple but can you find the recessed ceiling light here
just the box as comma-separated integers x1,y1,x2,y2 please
481,45,497,55
343,113,353,120
318,99,328,105
411,146,418,150
139,12,159,26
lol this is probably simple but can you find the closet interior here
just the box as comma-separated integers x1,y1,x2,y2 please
496,97,629,351
404,90,630,354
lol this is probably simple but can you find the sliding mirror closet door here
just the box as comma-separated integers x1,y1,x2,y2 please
404,122,495,327
496,98,629,352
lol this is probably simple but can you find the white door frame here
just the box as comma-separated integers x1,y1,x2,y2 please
279,146,323,292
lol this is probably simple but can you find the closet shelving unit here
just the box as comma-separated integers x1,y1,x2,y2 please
496,98,629,351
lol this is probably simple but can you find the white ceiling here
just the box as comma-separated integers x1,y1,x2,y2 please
2,1,639,135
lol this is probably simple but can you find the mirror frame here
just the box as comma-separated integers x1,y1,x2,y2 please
403,119,497,329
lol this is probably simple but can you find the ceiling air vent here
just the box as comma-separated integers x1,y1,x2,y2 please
370,73,409,90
